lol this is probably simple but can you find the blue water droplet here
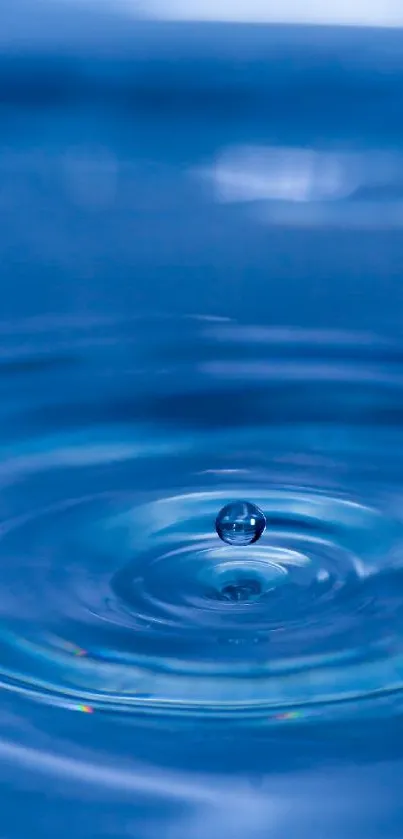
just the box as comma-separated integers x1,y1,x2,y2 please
215,501,266,546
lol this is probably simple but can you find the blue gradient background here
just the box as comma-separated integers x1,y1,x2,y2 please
1,5,403,838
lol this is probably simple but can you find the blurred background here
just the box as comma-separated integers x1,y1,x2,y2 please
2,0,403,332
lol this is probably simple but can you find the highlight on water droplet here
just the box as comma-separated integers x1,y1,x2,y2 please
215,501,266,546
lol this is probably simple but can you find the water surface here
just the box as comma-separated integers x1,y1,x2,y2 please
1,15,403,839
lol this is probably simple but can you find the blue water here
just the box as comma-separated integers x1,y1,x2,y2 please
2,9,403,838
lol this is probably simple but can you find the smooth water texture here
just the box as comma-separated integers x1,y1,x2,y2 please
2,12,403,839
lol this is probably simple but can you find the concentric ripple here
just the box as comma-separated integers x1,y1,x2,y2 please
1,315,403,724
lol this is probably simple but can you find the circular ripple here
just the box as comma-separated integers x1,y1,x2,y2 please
0,469,403,719
1,317,403,724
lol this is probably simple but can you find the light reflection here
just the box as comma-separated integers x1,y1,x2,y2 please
199,144,403,228
203,145,359,204
138,0,403,27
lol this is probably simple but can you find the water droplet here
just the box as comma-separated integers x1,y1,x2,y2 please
215,501,266,546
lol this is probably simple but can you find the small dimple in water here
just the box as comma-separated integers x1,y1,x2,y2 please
215,501,266,546
219,578,262,602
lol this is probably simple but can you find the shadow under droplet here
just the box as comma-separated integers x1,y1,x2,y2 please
214,578,262,603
